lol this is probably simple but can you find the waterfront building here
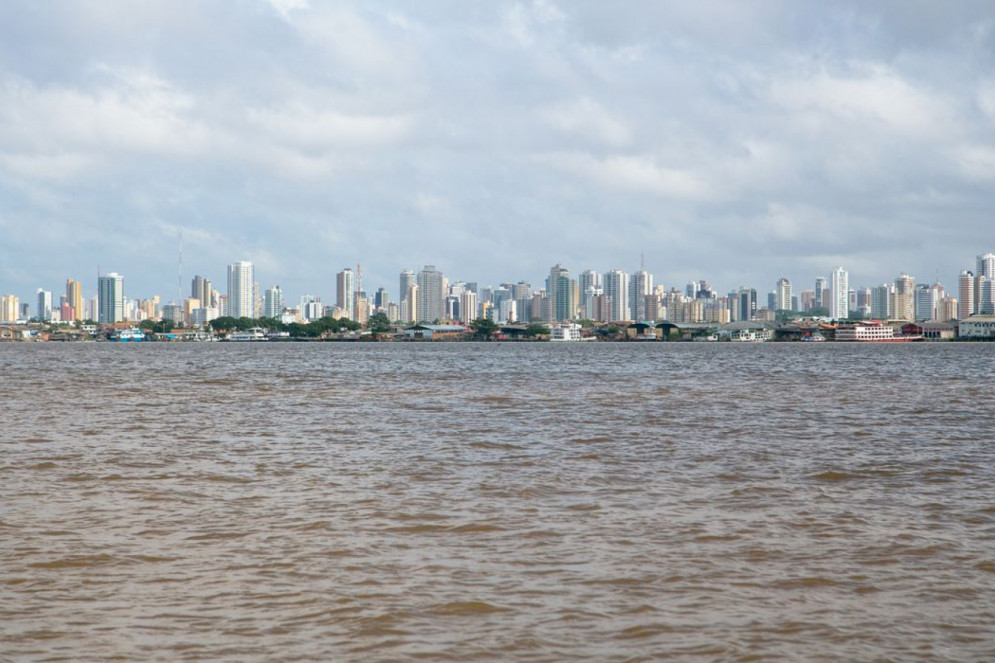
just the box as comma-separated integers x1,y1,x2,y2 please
264,285,283,319
98,272,124,324
977,252,995,310
776,278,791,311
226,261,254,319
603,269,630,322
36,289,52,321
958,315,995,339
978,276,995,315
830,267,849,320
416,265,445,322
66,279,83,322
336,268,355,321
958,270,975,319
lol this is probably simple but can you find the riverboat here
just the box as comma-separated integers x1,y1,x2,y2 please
228,327,268,341
835,322,923,342
111,328,146,342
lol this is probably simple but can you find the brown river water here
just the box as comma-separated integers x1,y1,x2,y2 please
2,342,994,661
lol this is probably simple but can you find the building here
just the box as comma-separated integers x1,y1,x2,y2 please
548,264,572,322
578,269,601,319
0,294,19,323
459,290,478,324
776,278,791,311
738,287,757,321
66,279,83,322
893,273,915,321
977,253,995,312
603,269,630,322
191,275,212,309
829,267,849,320
399,269,415,310
977,276,995,315
98,272,124,323
415,266,445,323
335,268,355,321
36,289,52,321
958,315,995,339
958,270,975,319
937,296,958,322
814,277,827,309
629,269,653,321
263,285,283,318
227,261,254,319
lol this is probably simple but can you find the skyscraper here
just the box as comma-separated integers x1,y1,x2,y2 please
814,277,827,310
227,261,254,319
336,268,355,320
0,294,19,323
66,279,83,322
829,267,848,320
191,275,212,309
548,264,572,322
416,265,445,322
894,273,915,321
776,277,792,311
871,283,893,319
975,253,994,314
629,269,653,321
264,285,283,319
36,289,52,321
98,272,124,323
603,269,630,322
958,270,975,319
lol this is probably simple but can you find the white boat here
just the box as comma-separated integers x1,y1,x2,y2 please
228,327,268,341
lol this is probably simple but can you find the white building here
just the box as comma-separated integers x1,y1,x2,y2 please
629,269,654,321
603,269,630,322
776,277,791,311
549,322,583,341
416,265,445,323
336,268,355,320
263,285,283,319
227,261,254,319
830,266,849,320
958,315,995,339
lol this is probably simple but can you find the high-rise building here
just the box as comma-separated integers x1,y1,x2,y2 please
416,265,445,322
402,282,419,323
776,278,791,311
603,269,630,322
459,291,478,324
871,284,893,319
264,285,283,318
374,287,389,310
548,264,572,322
829,267,848,320
36,289,52,321
976,254,995,314
227,261,254,319
578,270,600,319
958,270,975,319
98,272,124,323
978,276,995,315
738,287,757,321
66,279,83,322
893,273,915,321
0,294,19,322
336,268,355,320
937,296,958,322
629,269,653,321
814,277,827,309
191,275,211,309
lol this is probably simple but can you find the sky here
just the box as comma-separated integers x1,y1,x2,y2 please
1,0,994,306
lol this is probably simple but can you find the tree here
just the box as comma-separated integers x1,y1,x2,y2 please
469,317,499,339
524,323,550,337
368,312,391,334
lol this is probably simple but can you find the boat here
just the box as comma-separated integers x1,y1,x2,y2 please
110,328,146,342
228,327,268,341
835,322,923,342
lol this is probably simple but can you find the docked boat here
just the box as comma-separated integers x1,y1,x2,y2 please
228,327,268,341
835,322,923,342
110,328,146,342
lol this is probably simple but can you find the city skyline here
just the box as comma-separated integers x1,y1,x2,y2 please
2,2,995,302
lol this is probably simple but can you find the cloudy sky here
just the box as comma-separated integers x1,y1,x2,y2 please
1,0,993,305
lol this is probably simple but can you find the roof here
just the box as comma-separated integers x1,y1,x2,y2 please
405,324,469,332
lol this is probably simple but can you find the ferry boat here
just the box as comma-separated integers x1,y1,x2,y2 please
111,328,146,342
228,327,268,342
835,322,923,342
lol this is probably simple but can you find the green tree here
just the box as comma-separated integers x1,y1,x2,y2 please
469,317,499,339
368,312,391,334
524,322,550,337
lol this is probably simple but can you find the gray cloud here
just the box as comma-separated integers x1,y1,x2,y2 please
1,0,993,305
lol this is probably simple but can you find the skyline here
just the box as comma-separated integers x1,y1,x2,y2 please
2,2,995,300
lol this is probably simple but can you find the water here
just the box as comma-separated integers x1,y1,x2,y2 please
2,342,994,661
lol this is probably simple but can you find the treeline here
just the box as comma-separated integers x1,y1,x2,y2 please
206,315,362,337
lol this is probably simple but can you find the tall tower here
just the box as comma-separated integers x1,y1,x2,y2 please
264,285,284,319
603,269,630,322
336,268,355,320
36,289,52,321
958,270,975,319
893,273,915,321
416,265,445,323
226,261,254,319
191,275,211,308
548,264,572,322
829,267,849,320
66,279,83,321
629,269,653,321
98,272,124,323
776,277,792,311
814,277,827,310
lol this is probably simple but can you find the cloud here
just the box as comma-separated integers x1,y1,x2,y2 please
537,152,711,201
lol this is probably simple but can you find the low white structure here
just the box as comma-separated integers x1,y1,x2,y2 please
549,322,583,341
958,315,995,340
836,322,895,341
